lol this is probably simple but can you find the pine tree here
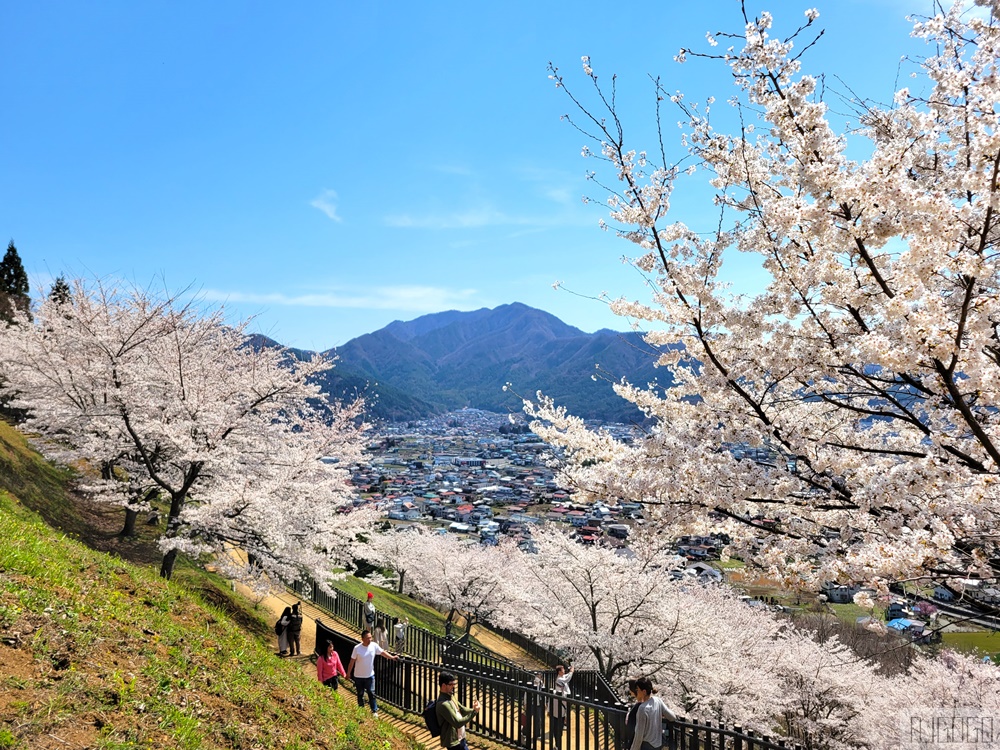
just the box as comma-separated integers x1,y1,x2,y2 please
0,240,30,322
49,275,71,306
0,240,30,422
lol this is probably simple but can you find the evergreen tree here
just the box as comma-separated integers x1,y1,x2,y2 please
0,240,30,421
0,240,30,322
49,275,71,306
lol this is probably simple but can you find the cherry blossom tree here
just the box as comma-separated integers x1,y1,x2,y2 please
0,279,373,584
496,527,1000,749
494,527,692,683
532,0,1000,598
355,523,425,594
393,529,515,634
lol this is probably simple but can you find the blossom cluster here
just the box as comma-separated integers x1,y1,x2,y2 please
0,279,374,585
537,0,1000,595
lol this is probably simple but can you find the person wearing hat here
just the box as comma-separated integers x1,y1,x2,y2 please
364,591,377,630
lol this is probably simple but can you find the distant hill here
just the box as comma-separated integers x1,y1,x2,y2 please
306,303,675,423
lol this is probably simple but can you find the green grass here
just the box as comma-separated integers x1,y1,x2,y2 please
336,571,455,636
0,420,79,530
827,602,873,622
940,630,1000,660
713,559,746,570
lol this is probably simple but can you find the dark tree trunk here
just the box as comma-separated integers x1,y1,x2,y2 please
159,490,187,580
397,570,405,594
120,507,139,537
160,548,178,579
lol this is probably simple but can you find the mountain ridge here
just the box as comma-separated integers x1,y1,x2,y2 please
279,303,671,423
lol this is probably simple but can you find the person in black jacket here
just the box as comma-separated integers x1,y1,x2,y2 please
287,602,304,656
622,679,640,750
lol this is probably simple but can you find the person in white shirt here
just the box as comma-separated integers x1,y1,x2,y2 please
394,617,408,651
347,629,399,714
549,665,574,750
629,677,678,750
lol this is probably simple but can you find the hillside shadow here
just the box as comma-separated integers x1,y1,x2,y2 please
0,419,162,566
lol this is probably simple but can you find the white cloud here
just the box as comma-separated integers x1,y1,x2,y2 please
384,206,590,231
310,189,343,222
384,208,511,229
513,165,580,206
200,285,481,313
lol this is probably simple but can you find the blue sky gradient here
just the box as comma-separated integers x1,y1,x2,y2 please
1,1,936,350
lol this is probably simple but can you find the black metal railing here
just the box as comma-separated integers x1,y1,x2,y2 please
531,668,620,707
666,718,801,750
292,578,534,680
488,621,565,667
307,592,802,750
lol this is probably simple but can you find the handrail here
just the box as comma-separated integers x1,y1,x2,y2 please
303,583,803,750
291,577,533,679
368,652,801,750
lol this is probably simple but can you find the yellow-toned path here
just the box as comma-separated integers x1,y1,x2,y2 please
240,585,520,750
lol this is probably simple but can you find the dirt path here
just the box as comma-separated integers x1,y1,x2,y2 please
465,621,548,671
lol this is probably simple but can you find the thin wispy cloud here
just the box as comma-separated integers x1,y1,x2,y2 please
515,165,579,206
201,285,481,313
542,186,574,205
310,189,343,222
385,206,589,230
385,208,512,229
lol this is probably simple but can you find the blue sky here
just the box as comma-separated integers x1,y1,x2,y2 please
1,1,936,350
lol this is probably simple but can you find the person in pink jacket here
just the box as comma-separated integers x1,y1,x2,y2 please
317,641,347,690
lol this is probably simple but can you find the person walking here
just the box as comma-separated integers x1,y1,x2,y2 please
435,671,480,750
275,606,291,656
347,629,399,715
317,641,347,690
629,677,678,750
549,664,574,750
287,602,304,656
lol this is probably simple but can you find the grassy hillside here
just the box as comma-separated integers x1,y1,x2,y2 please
0,423,419,750
334,574,456,637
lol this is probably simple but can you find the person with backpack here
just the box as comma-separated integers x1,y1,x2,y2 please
287,602,304,656
621,678,640,750
275,606,291,656
435,672,480,750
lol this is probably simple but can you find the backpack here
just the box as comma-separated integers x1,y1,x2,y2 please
422,698,441,737
274,619,283,635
